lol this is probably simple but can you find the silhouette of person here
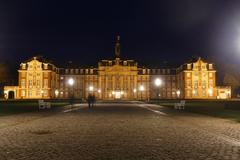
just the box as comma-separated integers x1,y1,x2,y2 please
87,94,92,109
91,94,96,108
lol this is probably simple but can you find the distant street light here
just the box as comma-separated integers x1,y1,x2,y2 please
208,88,213,96
154,78,162,87
139,85,145,100
55,90,59,98
68,78,74,86
41,90,44,98
176,90,180,98
89,86,94,92
154,78,162,103
68,78,75,106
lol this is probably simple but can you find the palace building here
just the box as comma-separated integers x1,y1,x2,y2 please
4,37,231,100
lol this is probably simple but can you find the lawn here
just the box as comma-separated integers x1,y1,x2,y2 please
0,100,69,116
151,100,240,122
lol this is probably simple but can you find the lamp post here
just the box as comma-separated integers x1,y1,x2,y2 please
133,88,137,99
208,88,213,97
55,90,59,98
41,90,44,99
154,78,162,103
68,78,75,106
98,89,101,99
139,85,144,101
176,90,180,99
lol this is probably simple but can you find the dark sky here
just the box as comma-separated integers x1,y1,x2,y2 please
1,0,240,68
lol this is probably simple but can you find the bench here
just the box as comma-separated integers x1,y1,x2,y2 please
174,100,185,110
38,100,51,109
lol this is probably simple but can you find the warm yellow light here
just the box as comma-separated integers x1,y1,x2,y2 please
208,88,213,96
89,86,94,91
112,91,115,95
68,78,74,86
133,89,137,93
176,90,180,96
154,78,162,87
139,85,144,91
120,91,124,95
98,89,101,93
55,90,59,96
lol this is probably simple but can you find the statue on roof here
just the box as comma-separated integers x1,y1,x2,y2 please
115,35,121,58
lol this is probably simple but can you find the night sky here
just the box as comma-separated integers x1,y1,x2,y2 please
1,0,240,68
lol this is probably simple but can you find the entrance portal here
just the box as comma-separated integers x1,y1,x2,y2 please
8,91,15,99
115,91,121,99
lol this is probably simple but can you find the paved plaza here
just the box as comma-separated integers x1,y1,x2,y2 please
0,102,240,160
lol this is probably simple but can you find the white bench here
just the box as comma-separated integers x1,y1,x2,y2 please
38,100,51,109
174,100,185,110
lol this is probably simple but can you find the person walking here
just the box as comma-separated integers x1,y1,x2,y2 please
91,94,96,108
87,94,91,109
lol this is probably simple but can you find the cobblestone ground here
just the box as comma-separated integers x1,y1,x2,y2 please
0,102,240,160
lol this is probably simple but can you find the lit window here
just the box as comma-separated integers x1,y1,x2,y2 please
21,79,25,88
209,73,213,78
21,90,25,97
209,64,213,70
44,79,48,87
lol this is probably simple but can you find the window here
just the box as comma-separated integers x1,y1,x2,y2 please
44,79,48,87
43,64,48,69
70,69,74,74
187,64,191,70
143,69,146,74
187,73,191,78
65,69,69,74
44,91,48,97
36,90,41,96
187,80,191,88
36,80,40,88
28,90,32,97
209,64,213,70
194,80,198,89
209,79,213,87
75,69,79,74
167,69,170,74
209,73,213,78
28,80,32,88
22,64,26,69
21,90,25,97
21,79,25,88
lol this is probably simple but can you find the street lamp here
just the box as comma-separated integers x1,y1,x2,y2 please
139,85,145,100
55,90,59,98
89,86,94,92
98,89,101,99
208,88,213,97
154,78,162,87
41,90,44,98
154,78,162,102
68,78,75,106
68,78,74,86
176,90,180,98
133,88,137,99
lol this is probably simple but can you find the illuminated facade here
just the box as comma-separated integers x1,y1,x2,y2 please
4,37,231,100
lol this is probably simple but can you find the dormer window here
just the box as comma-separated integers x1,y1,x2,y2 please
43,64,48,69
22,64,26,69
209,64,213,70
187,64,191,70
